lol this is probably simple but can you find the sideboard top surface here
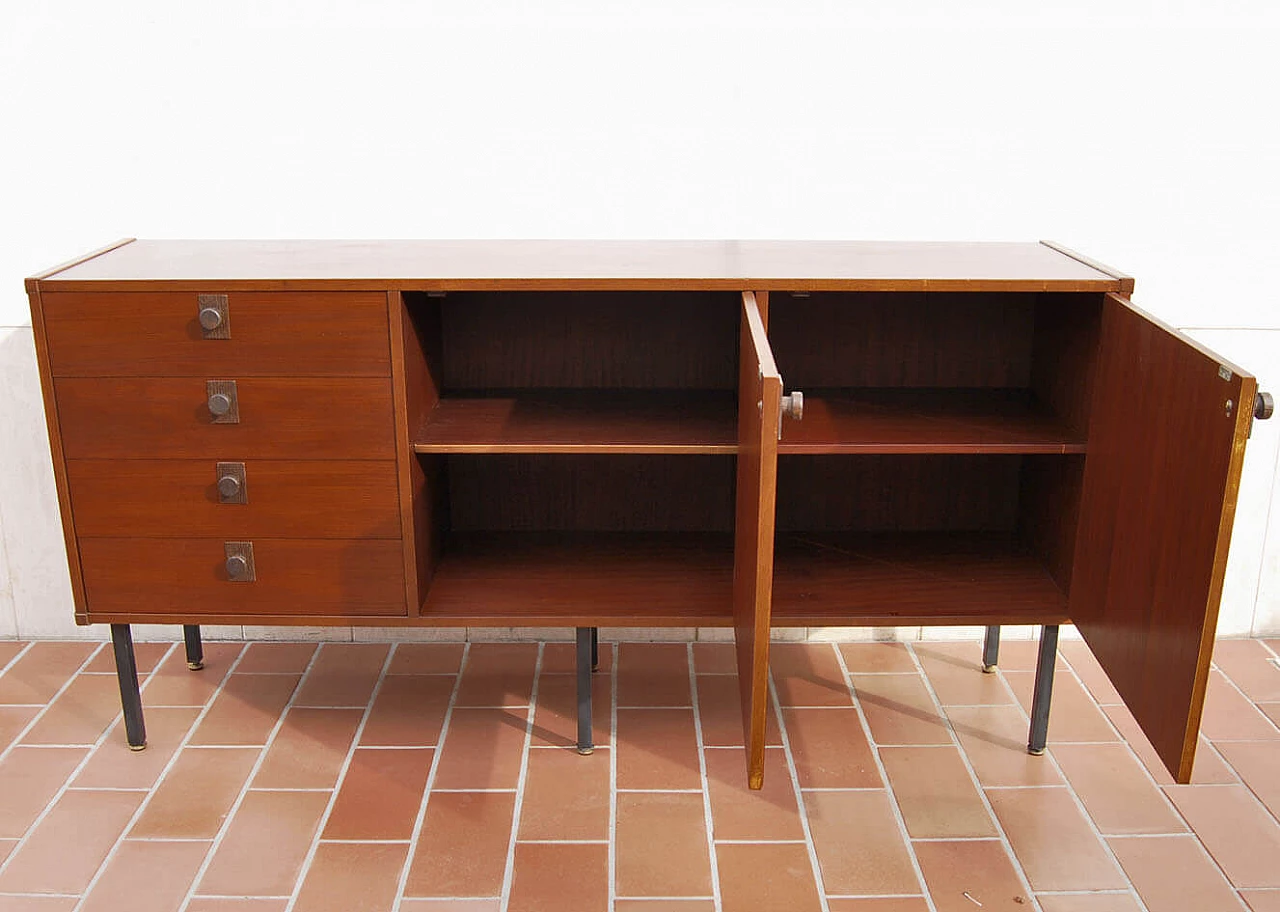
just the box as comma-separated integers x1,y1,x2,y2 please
31,239,1131,293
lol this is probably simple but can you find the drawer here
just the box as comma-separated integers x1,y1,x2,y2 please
67,459,401,539
55,377,395,460
41,291,391,377
79,538,407,617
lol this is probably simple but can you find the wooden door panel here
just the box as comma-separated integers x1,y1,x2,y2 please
1072,293,1255,783
733,291,781,790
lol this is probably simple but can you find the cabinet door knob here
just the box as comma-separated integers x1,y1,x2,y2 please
781,390,804,421
1257,391,1275,420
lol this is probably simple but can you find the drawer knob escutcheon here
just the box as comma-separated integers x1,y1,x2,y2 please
197,294,230,339
206,380,240,424
216,462,247,504
224,541,256,582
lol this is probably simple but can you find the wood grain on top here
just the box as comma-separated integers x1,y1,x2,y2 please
34,240,1127,292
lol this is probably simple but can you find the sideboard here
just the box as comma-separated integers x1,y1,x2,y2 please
25,239,1272,788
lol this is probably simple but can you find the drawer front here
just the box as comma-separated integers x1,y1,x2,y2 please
67,460,401,539
79,538,407,616
42,291,391,377
56,377,395,459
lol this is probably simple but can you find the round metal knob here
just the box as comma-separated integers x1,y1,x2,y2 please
217,475,242,499
1257,391,1275,421
208,393,232,417
198,307,224,331
781,390,804,421
226,555,250,580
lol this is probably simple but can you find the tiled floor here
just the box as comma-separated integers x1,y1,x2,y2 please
0,636,1278,912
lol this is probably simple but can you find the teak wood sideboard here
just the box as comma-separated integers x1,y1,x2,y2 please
25,239,1275,789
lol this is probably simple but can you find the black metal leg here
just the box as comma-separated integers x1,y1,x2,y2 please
590,627,599,672
110,624,147,751
183,624,204,670
1027,624,1059,756
575,627,594,755
982,625,1000,673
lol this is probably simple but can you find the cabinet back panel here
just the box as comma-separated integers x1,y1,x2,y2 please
445,454,735,532
429,291,739,390
1030,294,1103,437
1018,454,1085,594
776,455,1021,532
769,293,1036,389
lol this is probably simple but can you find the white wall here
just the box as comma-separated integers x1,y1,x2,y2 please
2,1,1279,639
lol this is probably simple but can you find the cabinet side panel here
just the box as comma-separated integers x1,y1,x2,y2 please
26,284,89,622
1072,293,1254,783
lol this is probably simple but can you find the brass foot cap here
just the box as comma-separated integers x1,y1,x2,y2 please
576,746,595,756
128,742,147,752
1027,746,1046,756
982,664,997,674
187,661,205,671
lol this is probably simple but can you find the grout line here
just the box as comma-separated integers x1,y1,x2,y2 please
174,641,326,912
497,643,542,912
687,642,723,912
609,639,619,912
282,644,398,912
390,642,470,912
832,643,940,912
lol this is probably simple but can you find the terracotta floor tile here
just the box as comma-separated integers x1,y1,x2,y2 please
187,901,288,912
988,638,1071,673
1164,784,1280,888
1217,741,1280,820
198,789,329,896
0,837,15,864
1202,670,1280,741
693,642,736,674
130,746,259,838
0,788,143,894
1262,703,1280,728
0,746,88,837
433,707,528,790
1004,669,1119,743
253,707,362,789
879,745,997,838
143,644,242,705
771,644,851,706
695,673,780,747
716,842,822,912
1214,639,1280,703
75,707,200,789
840,642,919,673
399,902,500,912
540,641,613,675
83,641,171,674
293,644,389,708
530,671,610,748
405,791,515,898
0,639,28,669
389,642,465,675
826,900,930,912
1108,834,1245,912
190,673,300,745
913,642,1014,706
518,746,609,841
986,787,1127,891
360,674,455,747
1242,890,1280,912
853,673,951,745
913,839,1031,911
508,842,608,912
0,704,39,751
704,747,804,840
0,642,97,704
80,838,210,912
1052,742,1187,835
615,903,714,912
617,643,692,707
235,642,318,674
782,706,881,788
0,899,79,911
455,644,537,707
323,747,432,839
21,673,126,745
616,708,701,790
945,705,1063,787
1060,640,1125,705
615,791,711,897
1103,702,1236,785
804,790,918,895
293,841,407,912
1034,894,1143,911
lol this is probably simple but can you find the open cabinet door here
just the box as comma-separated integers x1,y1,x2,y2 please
733,291,781,790
1073,293,1256,783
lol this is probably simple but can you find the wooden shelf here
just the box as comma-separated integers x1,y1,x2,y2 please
771,532,1069,626
778,389,1086,455
421,532,734,625
413,391,737,454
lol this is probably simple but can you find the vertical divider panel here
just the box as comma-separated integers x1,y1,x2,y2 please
734,291,781,789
